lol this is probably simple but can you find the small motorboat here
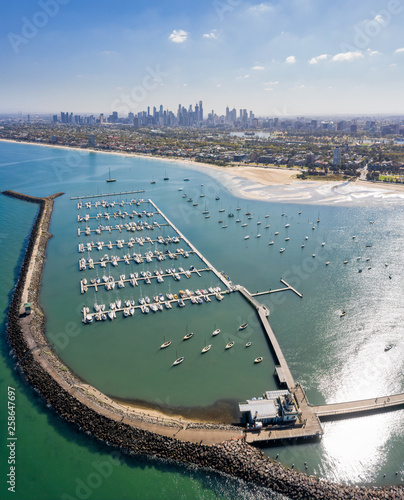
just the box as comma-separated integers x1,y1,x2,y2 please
160,341,172,349
384,344,393,352
239,323,248,330
254,357,263,364
340,311,346,317
172,357,184,366
202,345,212,353
212,329,220,336
245,342,252,347
225,341,234,350
183,332,193,340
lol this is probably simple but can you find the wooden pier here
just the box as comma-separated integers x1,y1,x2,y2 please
251,279,303,299
148,199,233,291
313,392,404,420
71,190,145,200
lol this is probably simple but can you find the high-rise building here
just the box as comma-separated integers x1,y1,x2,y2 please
333,147,341,166
88,134,95,147
199,100,203,122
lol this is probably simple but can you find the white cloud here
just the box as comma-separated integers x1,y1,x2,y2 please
236,74,250,79
248,3,273,13
202,32,218,40
252,65,265,70
332,51,363,62
395,47,404,53
264,87,274,91
168,29,188,43
264,80,279,85
309,54,328,64
183,83,188,87
390,63,397,67
216,84,222,87
367,49,381,57
285,55,296,64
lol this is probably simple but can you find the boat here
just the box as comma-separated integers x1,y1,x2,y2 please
254,357,263,363
225,341,234,350
268,240,274,246
384,344,393,352
184,177,190,181
245,342,252,347
280,247,285,253
239,323,248,330
343,260,348,264
183,332,194,340
212,329,220,336
285,237,290,241
172,357,184,366
164,172,169,180
160,341,172,349
326,261,330,265
340,311,346,317
106,167,116,183
244,235,250,240
215,197,220,200
285,223,290,228
202,344,212,353
312,253,316,258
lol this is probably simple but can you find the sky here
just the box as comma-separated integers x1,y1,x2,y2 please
1,0,404,117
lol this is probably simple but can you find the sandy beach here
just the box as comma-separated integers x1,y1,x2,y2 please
2,138,404,205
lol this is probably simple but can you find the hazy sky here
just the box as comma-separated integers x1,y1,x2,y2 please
2,0,404,117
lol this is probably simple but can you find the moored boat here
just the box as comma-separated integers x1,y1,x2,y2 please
212,329,220,336
172,357,184,366
239,323,248,330
225,341,234,350
254,357,263,363
160,340,172,349
202,344,212,353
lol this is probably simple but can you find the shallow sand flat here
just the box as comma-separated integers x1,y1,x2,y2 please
3,139,404,206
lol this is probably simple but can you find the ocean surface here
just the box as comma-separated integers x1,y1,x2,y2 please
0,141,403,500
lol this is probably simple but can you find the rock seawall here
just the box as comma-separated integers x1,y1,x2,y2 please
3,190,403,500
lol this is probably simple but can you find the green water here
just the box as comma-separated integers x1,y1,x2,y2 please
0,141,403,499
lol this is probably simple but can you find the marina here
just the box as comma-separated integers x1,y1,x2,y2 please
1,139,404,495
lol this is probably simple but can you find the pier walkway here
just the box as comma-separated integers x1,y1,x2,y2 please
313,393,404,420
237,285,296,391
251,279,303,299
71,190,145,200
149,199,233,291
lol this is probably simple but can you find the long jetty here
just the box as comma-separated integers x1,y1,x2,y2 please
148,199,233,290
314,393,404,420
70,189,145,200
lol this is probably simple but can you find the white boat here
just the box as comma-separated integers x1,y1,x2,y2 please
225,341,234,350
268,241,274,246
254,357,263,364
244,235,250,240
160,341,172,349
280,247,285,253
239,323,248,330
202,345,212,353
245,342,252,347
212,329,220,336
172,357,184,366
183,332,193,340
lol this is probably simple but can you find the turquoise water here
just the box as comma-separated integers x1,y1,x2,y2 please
0,141,403,499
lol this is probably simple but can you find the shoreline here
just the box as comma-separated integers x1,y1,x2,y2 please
3,138,404,205
3,188,403,499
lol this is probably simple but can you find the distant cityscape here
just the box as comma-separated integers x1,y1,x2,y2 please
1,101,404,136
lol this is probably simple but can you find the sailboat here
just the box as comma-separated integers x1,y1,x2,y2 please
106,167,116,182
164,171,169,180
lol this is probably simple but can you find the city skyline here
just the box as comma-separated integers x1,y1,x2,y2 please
2,0,404,115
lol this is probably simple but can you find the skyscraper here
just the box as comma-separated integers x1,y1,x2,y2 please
333,147,341,166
